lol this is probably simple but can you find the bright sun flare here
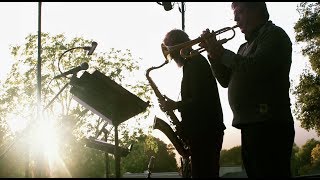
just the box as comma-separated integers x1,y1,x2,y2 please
32,115,72,177
7,113,71,177
7,113,28,133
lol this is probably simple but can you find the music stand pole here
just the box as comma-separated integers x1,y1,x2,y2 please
114,125,120,178
104,131,110,178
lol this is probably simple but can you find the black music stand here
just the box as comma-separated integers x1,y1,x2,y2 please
83,137,133,157
69,70,149,178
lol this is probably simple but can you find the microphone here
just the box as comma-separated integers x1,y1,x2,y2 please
53,62,89,79
162,2,173,11
87,41,97,55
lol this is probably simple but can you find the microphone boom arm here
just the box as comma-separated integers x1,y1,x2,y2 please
57,41,97,75
53,62,89,79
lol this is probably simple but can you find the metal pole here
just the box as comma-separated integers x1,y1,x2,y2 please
181,2,185,31
114,125,120,178
105,133,110,178
37,2,41,129
37,0,42,113
36,1,45,177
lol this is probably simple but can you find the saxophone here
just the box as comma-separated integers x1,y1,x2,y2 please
146,61,182,131
146,61,190,158
153,116,190,158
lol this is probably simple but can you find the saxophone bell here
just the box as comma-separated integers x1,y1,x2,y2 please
153,116,190,158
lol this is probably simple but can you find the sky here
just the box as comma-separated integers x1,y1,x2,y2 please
0,2,319,150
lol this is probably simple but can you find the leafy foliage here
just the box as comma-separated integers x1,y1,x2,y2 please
293,2,320,136
121,133,178,173
291,143,300,176
220,145,242,166
0,33,159,177
295,138,320,175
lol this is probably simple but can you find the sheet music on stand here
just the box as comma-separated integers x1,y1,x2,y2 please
69,70,149,126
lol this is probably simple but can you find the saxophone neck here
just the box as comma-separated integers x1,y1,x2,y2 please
146,60,169,76
146,60,169,101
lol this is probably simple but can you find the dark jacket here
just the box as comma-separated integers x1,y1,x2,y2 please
177,54,225,136
210,21,293,128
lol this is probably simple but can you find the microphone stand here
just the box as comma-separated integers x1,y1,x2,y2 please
57,47,88,75
147,156,155,178
56,41,96,77
47,42,94,110
43,81,70,111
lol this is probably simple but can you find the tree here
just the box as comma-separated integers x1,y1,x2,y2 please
0,135,27,177
220,146,242,166
291,143,300,176
293,2,320,135
310,144,320,174
0,32,153,177
121,132,178,174
295,138,320,175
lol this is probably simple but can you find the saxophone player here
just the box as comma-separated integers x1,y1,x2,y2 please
160,29,226,178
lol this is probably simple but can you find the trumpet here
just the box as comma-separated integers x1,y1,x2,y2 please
162,25,238,60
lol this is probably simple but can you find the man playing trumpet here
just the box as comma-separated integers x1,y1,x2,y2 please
160,29,226,178
199,2,295,178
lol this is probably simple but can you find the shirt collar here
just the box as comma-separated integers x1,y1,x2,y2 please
245,20,272,42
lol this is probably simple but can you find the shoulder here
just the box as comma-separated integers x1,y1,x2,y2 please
264,21,291,41
259,21,292,45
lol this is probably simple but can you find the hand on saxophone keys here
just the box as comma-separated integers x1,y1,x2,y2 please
159,95,178,112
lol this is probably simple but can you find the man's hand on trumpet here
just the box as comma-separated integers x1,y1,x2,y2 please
199,29,225,61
